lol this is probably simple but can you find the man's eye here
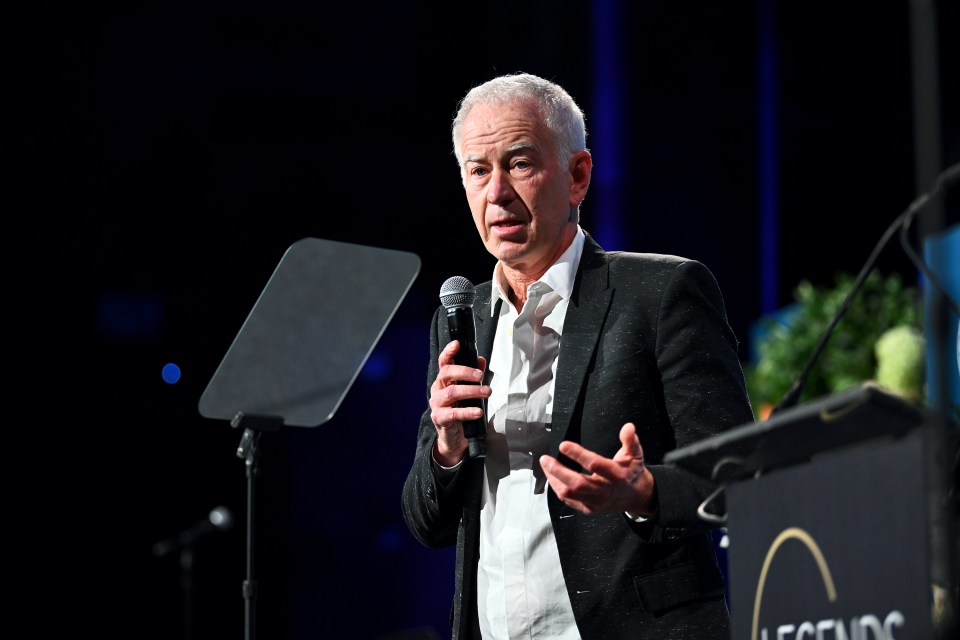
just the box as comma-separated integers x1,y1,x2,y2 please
471,167,489,177
512,161,531,171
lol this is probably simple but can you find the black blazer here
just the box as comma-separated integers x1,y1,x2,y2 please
402,232,755,639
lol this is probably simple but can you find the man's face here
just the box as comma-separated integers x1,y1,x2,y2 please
458,99,589,279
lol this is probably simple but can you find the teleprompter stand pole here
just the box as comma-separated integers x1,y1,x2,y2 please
232,412,283,640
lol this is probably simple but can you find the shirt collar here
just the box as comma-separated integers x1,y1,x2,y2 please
490,226,586,316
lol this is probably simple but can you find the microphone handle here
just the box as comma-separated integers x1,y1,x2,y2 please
447,307,487,458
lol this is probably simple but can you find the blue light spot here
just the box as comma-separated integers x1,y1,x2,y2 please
377,527,403,553
96,292,163,342
360,353,391,382
162,363,181,384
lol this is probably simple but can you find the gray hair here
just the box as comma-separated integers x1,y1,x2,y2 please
451,73,588,176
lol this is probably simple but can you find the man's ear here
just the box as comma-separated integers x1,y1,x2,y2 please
569,150,593,206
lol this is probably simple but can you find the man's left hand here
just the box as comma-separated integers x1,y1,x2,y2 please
539,422,655,517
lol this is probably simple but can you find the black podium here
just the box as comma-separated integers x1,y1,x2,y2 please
665,384,958,640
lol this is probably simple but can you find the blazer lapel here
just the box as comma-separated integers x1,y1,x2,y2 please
550,234,612,451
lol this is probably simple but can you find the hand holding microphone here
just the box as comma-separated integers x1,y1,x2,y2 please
433,276,488,460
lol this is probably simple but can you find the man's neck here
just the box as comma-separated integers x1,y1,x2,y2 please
501,268,535,311
496,225,580,312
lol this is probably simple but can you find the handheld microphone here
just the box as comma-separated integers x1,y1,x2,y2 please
439,276,486,459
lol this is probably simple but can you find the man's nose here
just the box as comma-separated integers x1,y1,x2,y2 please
486,168,516,206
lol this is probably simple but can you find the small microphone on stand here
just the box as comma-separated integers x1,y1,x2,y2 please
152,506,234,640
152,506,235,558
439,276,487,459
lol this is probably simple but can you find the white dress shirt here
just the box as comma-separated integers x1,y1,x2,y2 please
477,228,586,640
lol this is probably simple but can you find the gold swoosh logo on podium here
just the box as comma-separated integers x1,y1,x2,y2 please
752,527,837,640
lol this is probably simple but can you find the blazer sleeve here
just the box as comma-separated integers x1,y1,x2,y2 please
643,259,755,539
400,306,473,549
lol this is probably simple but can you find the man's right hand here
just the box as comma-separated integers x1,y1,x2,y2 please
429,340,489,467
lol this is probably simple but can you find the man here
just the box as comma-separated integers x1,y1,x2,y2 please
401,72,754,639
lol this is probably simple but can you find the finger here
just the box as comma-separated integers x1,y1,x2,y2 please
438,340,459,366
435,363,484,388
437,342,484,384
557,441,620,479
540,457,597,514
440,340,483,372
540,454,594,488
439,381,489,405
449,404,485,423
432,405,484,428
618,423,643,458
549,487,591,514
437,340,472,373
430,392,488,431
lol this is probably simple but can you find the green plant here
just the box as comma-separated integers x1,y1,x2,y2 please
744,271,924,418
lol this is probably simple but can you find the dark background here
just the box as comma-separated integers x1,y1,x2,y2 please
14,1,958,639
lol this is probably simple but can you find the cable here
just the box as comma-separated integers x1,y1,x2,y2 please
771,161,960,415
899,161,960,317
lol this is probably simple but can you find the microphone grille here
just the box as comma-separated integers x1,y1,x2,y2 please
209,506,234,532
439,276,476,309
